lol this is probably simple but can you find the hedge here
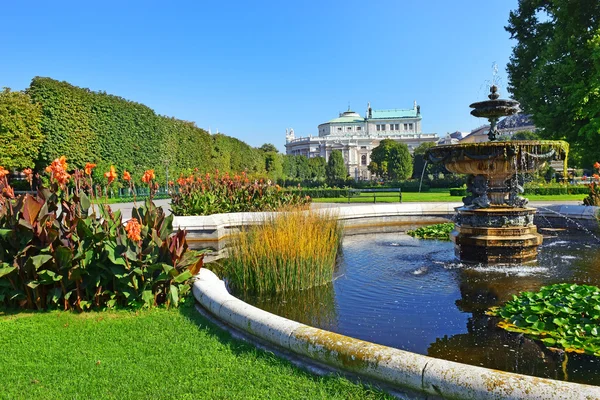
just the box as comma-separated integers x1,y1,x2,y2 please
25,77,266,182
287,188,350,199
449,186,590,196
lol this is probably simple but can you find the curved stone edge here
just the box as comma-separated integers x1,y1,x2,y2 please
193,268,600,400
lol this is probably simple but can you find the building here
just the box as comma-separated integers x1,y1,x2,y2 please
285,102,439,180
460,114,536,144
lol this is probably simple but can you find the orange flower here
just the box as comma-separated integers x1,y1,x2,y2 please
125,218,142,242
177,176,186,186
168,180,174,186
595,162,600,170
0,166,9,179
45,157,71,185
583,176,588,181
593,174,600,180
2,186,14,199
123,170,131,182
84,163,96,175
104,165,117,184
141,169,155,184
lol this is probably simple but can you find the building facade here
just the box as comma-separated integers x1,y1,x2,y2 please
285,102,439,180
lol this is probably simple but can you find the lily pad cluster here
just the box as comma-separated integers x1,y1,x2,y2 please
407,223,454,240
487,283,600,356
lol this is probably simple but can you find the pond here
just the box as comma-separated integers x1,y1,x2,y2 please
238,230,600,385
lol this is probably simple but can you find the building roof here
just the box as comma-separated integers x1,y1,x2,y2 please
371,108,420,119
325,110,365,124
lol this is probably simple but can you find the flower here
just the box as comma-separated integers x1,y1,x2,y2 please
177,176,186,186
141,169,155,184
125,218,142,242
594,162,600,170
45,156,71,185
84,163,96,175
123,170,131,182
593,174,600,180
104,166,117,184
0,166,9,179
2,186,14,199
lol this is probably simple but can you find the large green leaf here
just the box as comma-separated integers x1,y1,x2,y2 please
0,265,16,278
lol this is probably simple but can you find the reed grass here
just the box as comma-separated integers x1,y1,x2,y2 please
223,210,342,295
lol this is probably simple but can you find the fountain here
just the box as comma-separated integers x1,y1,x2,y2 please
426,85,569,263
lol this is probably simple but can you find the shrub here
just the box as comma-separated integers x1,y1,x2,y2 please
222,210,342,295
487,283,600,356
449,187,467,196
0,160,203,310
583,162,600,206
170,171,310,216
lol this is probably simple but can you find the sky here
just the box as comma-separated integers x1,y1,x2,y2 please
1,0,519,152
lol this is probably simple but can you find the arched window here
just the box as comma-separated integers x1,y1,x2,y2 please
361,154,367,166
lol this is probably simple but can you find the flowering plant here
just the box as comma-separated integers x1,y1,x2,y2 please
583,162,600,206
170,170,310,216
0,157,203,310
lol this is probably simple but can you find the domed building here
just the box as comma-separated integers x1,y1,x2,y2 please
285,102,439,180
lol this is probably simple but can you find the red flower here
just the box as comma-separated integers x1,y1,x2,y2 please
125,218,142,242
45,156,71,186
104,166,117,184
594,162,600,170
0,166,9,179
123,171,131,182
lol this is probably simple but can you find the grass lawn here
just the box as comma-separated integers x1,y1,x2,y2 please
312,190,586,204
0,304,390,400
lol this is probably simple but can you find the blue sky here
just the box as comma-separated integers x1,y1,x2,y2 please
2,0,518,151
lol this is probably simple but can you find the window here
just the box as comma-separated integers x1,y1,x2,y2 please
395,124,399,130
404,123,408,130
376,125,381,131
347,126,352,131
361,154,367,166
389,124,394,131
357,126,361,131
337,127,342,131
360,146,367,149
377,124,386,131
409,123,413,130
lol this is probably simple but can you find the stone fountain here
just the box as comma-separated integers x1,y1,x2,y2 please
426,85,568,263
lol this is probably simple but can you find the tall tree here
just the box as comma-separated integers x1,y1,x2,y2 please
411,141,445,179
368,139,413,180
506,0,600,166
259,143,278,153
326,150,347,184
0,88,44,170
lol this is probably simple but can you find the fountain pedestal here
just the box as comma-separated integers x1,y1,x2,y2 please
452,207,542,263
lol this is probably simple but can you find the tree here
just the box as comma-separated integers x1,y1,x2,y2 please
259,143,278,153
411,141,446,179
326,150,347,184
510,130,540,141
368,139,413,180
506,0,600,167
308,156,326,180
0,88,44,170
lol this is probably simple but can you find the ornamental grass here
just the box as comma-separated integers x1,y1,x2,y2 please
223,210,342,295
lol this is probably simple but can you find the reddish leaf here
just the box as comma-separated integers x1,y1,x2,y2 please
22,195,44,227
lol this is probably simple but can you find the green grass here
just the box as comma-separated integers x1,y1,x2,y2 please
312,190,586,203
0,305,390,400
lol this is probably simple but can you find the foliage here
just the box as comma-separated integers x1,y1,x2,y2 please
583,162,600,206
406,223,454,240
368,139,413,180
259,143,278,153
170,170,311,216
506,1,600,167
0,163,203,310
487,283,600,356
222,210,342,295
449,183,590,197
0,88,44,170
326,150,348,185
291,188,350,199
510,130,541,141
411,142,446,179
264,151,283,180
24,77,266,181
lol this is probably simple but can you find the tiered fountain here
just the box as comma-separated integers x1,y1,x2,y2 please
427,86,569,263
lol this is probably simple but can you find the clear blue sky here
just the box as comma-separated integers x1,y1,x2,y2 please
2,0,518,152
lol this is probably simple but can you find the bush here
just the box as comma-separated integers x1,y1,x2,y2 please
291,188,350,198
352,179,430,192
0,162,203,310
170,171,310,216
222,210,342,295
449,187,467,196
407,223,455,240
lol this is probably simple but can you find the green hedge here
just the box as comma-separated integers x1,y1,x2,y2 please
288,188,350,198
25,77,266,181
449,188,467,196
352,180,429,192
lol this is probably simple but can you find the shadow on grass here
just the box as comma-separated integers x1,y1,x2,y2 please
176,297,394,399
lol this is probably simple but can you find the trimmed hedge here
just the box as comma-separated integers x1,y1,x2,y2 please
25,77,266,182
288,188,350,199
449,188,467,196
352,180,430,192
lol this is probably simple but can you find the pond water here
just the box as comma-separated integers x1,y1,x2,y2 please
238,230,600,385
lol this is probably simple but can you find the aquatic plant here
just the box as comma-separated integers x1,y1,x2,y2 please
487,283,600,356
222,210,342,295
407,223,455,240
